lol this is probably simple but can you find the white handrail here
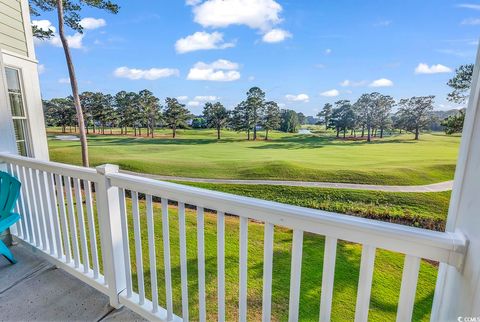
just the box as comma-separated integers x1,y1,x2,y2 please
107,171,467,268
0,152,98,182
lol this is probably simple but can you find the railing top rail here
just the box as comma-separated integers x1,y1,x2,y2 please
108,171,467,269
0,153,99,182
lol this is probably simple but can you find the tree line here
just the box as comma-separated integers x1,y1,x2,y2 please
316,94,434,140
44,87,304,140
316,64,473,140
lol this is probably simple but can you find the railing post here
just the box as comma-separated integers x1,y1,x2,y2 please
96,164,126,308
431,44,480,320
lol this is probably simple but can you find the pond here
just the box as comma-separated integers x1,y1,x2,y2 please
298,129,312,134
55,135,80,141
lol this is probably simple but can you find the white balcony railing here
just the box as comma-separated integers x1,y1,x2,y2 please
0,152,468,322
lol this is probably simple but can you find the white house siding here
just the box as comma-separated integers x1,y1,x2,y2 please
0,0,48,160
0,0,28,57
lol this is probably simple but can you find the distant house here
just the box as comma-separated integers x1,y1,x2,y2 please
0,0,48,160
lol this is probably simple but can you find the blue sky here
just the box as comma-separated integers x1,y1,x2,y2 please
33,0,479,115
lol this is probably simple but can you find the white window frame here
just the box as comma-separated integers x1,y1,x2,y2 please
5,65,33,157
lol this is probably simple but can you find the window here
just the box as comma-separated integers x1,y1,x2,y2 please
5,67,30,156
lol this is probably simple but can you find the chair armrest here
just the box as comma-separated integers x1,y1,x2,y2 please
0,213,21,232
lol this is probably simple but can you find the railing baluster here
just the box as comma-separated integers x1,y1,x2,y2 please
161,198,174,320
178,202,189,321
27,168,42,246
55,174,71,263
146,195,159,313
262,222,274,322
84,181,99,279
132,191,145,305
319,237,338,322
94,182,108,282
118,188,133,297
239,216,248,322
7,164,22,237
47,172,63,260
8,164,22,238
354,245,376,322
65,176,80,268
73,178,90,273
288,229,304,322
25,168,40,246
32,169,48,250
396,255,421,322
197,206,207,322
18,166,33,243
39,171,55,255
217,211,225,322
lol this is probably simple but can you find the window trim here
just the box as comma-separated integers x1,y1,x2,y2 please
5,66,33,157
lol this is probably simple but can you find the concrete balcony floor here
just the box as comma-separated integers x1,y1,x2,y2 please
0,243,146,321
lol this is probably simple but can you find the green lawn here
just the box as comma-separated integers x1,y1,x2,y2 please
47,128,460,185
118,199,438,322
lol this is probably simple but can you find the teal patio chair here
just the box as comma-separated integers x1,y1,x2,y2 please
0,171,21,264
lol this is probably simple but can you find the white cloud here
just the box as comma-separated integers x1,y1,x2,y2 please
285,94,309,102
183,96,219,107
414,63,452,74
187,101,201,107
114,67,180,80
32,19,56,33
457,3,480,10
320,89,340,97
58,78,70,84
37,64,46,74
186,0,202,5
199,59,239,70
262,28,292,43
187,59,241,81
324,48,332,55
369,78,394,87
49,33,85,49
175,31,235,53
32,20,84,49
192,0,283,31
461,18,480,25
374,20,392,27
340,79,367,87
194,95,219,101
80,17,106,30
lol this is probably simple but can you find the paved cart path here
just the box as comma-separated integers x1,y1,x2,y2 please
121,171,453,192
